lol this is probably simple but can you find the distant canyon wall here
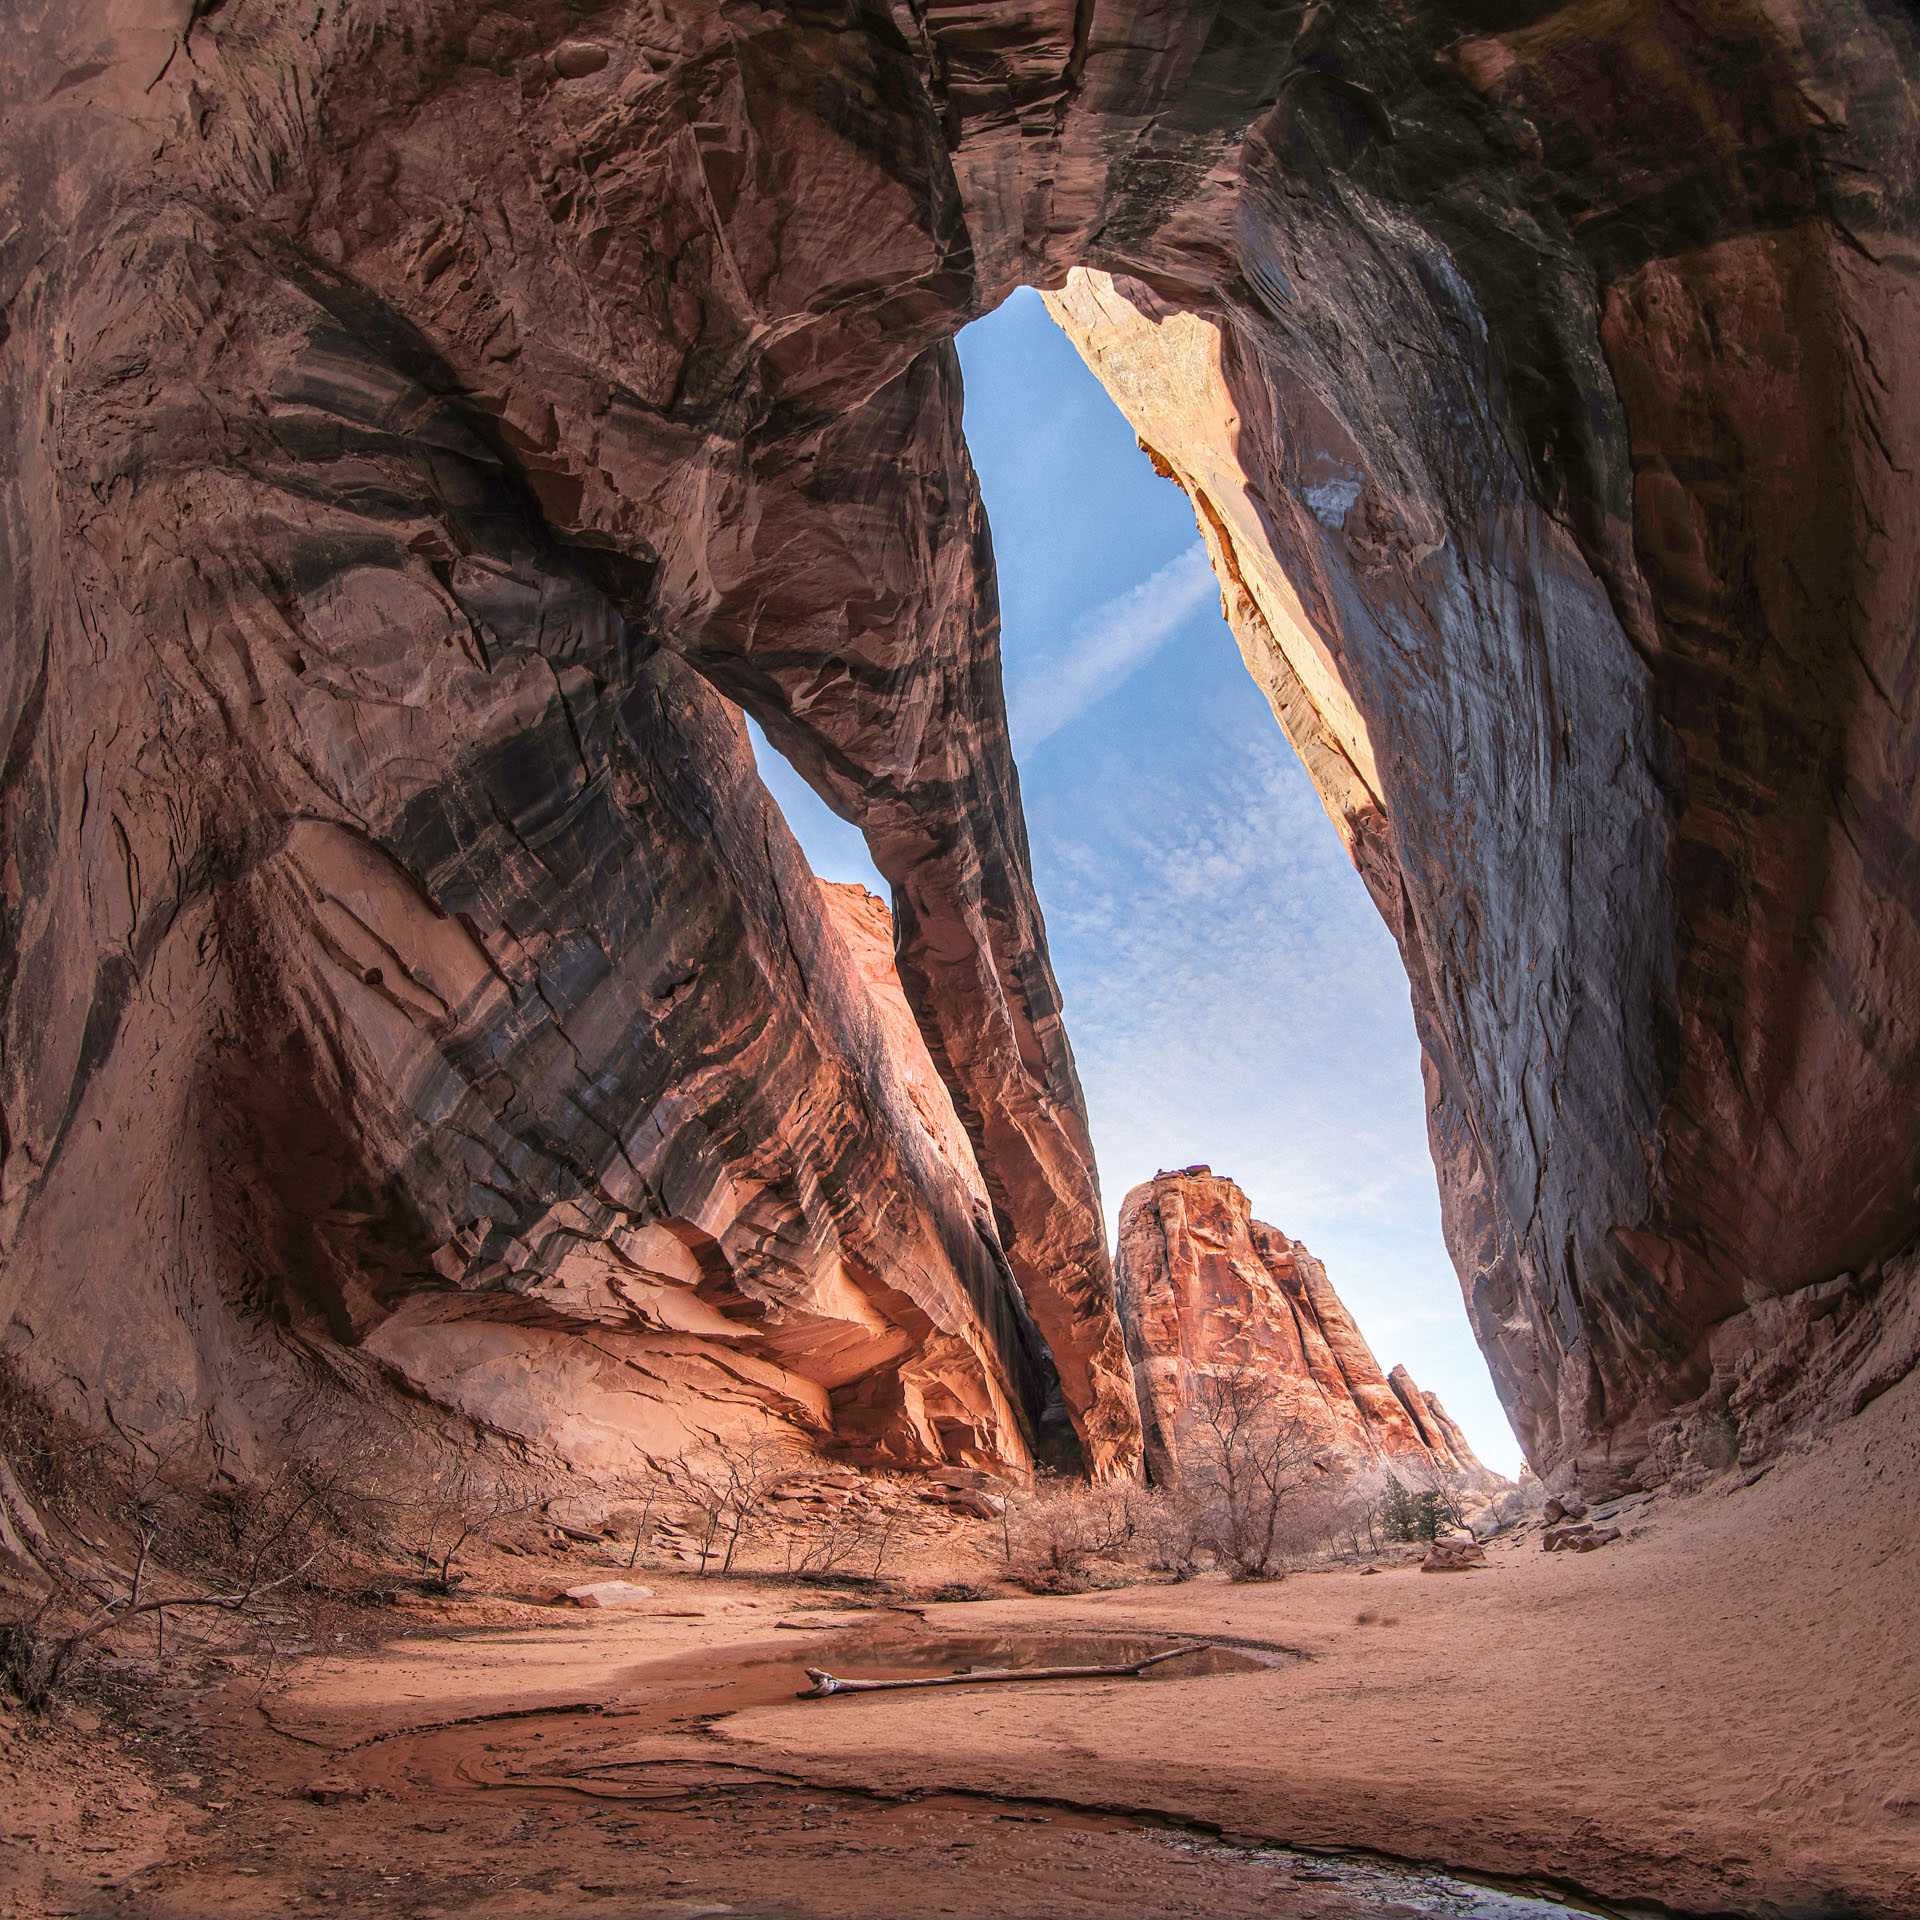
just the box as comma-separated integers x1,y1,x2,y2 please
1116,1169,1499,1490
1,0,1916,1494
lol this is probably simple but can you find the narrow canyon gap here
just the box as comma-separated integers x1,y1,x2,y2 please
951,285,1524,1476
0,0,1916,1503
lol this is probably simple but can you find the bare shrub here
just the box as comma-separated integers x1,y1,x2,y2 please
1001,1475,1135,1592
0,1366,117,1548
1326,1473,1391,1559
1396,1456,1471,1530
0,1360,571,1712
780,1486,906,1584
607,1476,672,1572
1266,1480,1362,1565
668,1432,798,1575
386,1455,540,1591
1172,1365,1318,1580
0,1386,386,1711
1133,1486,1208,1580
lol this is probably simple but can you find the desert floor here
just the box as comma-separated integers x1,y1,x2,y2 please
1,1369,1915,1920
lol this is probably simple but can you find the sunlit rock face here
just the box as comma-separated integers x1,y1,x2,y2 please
1116,1170,1498,1489
1,0,1915,1492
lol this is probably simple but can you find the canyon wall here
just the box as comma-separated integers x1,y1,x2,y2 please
1115,1169,1497,1489
1034,0,1920,1491
0,0,1916,1495
0,0,1140,1482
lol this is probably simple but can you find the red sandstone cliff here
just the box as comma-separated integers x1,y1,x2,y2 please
0,0,1915,1502
816,884,989,1211
1116,1170,1500,1489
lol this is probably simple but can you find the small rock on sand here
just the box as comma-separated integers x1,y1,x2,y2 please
563,1580,656,1608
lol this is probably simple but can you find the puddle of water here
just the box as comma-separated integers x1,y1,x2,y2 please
824,1631,1284,1683
1176,1838,1624,1918
323,1629,1639,1919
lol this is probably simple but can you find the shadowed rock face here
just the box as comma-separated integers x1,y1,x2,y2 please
1116,1170,1497,1489
1035,2,1920,1490
0,0,1124,1480
1,0,1916,1491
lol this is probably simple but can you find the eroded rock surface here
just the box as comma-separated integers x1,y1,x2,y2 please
1115,1169,1498,1488
1,0,1916,1496
0,0,1130,1481
816,883,990,1214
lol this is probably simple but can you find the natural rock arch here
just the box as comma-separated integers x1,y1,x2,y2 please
1,0,1915,1494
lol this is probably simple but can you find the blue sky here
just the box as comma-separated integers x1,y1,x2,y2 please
748,288,1523,1478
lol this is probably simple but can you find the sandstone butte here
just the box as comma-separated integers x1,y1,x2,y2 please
1117,1168,1501,1491
0,0,1916,1510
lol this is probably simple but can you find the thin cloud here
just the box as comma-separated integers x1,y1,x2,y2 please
1005,543,1218,750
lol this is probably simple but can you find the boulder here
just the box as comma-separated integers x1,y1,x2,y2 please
563,1582,657,1609
1542,1526,1622,1555
1421,1539,1488,1573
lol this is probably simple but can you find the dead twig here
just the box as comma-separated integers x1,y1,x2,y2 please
797,1644,1210,1698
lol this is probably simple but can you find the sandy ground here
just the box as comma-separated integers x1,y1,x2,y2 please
1,1370,1916,1920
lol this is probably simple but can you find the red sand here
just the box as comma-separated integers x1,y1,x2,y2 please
2,1370,1915,1919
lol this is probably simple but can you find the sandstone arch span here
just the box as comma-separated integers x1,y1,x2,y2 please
1,0,1915,1494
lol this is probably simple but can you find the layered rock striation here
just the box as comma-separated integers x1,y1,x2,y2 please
1,0,1916,1496
1116,1170,1497,1489
0,0,1135,1483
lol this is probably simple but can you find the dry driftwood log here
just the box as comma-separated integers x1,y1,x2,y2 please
798,1645,1209,1698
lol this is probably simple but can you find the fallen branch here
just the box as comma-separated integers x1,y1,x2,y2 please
798,1644,1210,1698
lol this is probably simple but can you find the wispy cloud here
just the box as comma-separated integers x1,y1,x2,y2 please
1005,543,1218,750
1018,668,1528,1476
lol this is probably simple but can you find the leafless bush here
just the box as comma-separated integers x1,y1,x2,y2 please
780,1487,906,1584
859,1499,907,1585
1172,1366,1319,1580
385,1455,540,1591
0,1360,570,1713
667,1432,798,1575
1133,1486,1208,1580
1269,1482,1364,1565
606,1476,672,1572
1000,1475,1136,1592
1325,1473,1390,1559
0,1364,118,1540
1396,1456,1471,1530
0,1390,386,1712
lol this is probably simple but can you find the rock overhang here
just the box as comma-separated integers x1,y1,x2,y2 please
0,0,1915,1493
